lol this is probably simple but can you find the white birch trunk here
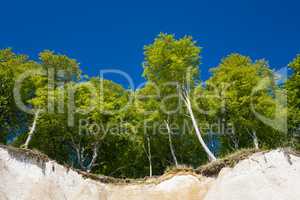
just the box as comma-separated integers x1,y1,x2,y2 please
165,120,178,167
23,109,41,149
231,126,239,149
252,130,259,150
145,136,152,177
76,146,85,170
86,144,99,173
247,129,259,150
182,90,217,162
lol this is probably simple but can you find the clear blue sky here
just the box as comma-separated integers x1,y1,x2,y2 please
1,0,299,87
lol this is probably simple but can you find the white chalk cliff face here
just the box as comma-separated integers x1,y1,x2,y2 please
204,150,300,200
0,145,211,200
0,145,299,200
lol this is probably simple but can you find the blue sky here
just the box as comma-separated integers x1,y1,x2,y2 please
1,0,299,87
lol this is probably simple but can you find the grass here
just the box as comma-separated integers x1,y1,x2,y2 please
195,148,263,177
161,149,264,178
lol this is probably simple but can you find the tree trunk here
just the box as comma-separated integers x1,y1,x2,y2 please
23,109,40,149
73,143,99,172
230,126,239,149
165,120,178,167
182,90,217,162
252,130,259,150
247,129,259,150
86,144,99,173
76,146,85,170
145,136,152,177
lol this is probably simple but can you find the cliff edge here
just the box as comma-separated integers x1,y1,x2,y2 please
0,145,299,200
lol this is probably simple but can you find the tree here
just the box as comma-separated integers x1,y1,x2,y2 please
286,55,300,150
0,48,41,144
0,61,14,143
39,50,81,83
142,33,216,163
204,54,285,153
16,51,82,149
143,33,200,86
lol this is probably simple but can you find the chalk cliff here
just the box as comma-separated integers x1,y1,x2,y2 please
0,145,299,200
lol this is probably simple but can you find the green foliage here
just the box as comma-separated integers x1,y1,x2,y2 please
143,33,200,86
1,35,297,178
39,50,81,82
0,65,14,142
0,48,40,143
286,55,300,150
140,33,209,171
202,54,286,152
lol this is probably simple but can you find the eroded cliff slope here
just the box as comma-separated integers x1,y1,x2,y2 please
0,145,299,200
